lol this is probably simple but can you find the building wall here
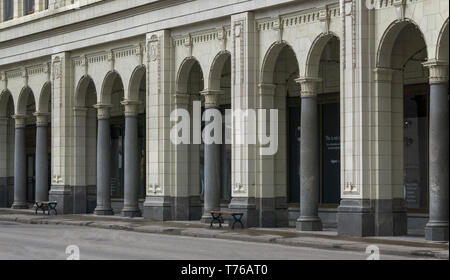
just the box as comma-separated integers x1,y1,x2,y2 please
0,0,448,237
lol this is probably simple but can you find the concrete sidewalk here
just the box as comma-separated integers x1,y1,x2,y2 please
0,208,448,260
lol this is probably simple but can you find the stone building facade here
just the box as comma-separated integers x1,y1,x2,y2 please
0,0,448,241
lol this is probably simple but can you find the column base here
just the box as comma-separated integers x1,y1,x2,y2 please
11,202,28,209
338,199,374,237
94,207,114,216
143,196,173,221
228,197,258,228
73,185,96,214
425,222,449,242
296,217,323,231
122,207,142,218
49,185,74,214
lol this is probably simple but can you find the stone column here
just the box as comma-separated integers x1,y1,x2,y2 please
295,78,322,231
34,113,49,202
200,90,222,223
423,60,449,241
12,115,27,209
121,100,141,217
94,104,114,215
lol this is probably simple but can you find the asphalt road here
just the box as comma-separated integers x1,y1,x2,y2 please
0,221,419,260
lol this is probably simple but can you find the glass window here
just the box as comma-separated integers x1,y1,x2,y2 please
23,0,35,15
3,0,14,21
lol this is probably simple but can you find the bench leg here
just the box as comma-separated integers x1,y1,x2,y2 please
232,215,244,230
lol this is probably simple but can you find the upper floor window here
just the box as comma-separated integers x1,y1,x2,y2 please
3,0,14,21
23,0,35,15
45,0,49,9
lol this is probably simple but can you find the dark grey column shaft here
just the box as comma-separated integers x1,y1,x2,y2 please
35,123,48,202
201,108,221,222
12,123,27,209
297,94,322,231
94,117,114,215
426,81,449,241
122,114,141,217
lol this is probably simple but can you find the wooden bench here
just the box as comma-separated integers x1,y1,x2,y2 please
34,201,58,215
210,211,244,229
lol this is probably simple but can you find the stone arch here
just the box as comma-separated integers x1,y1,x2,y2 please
16,86,36,116
0,90,14,117
436,18,449,62
377,19,427,68
100,70,124,105
128,65,146,102
75,75,97,107
37,82,51,114
176,57,204,94
305,32,340,78
207,51,231,91
261,41,299,84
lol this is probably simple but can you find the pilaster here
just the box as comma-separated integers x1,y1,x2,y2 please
49,52,74,214
143,30,174,221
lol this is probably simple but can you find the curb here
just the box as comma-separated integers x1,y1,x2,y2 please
0,215,448,260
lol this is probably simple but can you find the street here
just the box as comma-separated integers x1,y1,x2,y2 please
0,221,421,260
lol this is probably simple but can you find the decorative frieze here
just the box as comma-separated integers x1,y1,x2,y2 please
257,4,340,32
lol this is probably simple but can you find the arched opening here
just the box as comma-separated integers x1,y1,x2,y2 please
73,75,98,213
378,22,429,212
126,65,147,213
16,87,37,205
174,57,205,220
0,91,15,208
260,42,300,227
100,71,125,213
209,52,232,204
35,82,52,203
310,35,341,207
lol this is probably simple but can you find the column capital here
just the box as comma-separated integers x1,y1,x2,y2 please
174,93,191,106
121,100,141,117
93,103,113,119
12,115,28,128
423,59,449,84
33,112,50,127
295,77,322,98
200,89,223,108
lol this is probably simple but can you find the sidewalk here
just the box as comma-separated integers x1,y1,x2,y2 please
0,208,448,260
